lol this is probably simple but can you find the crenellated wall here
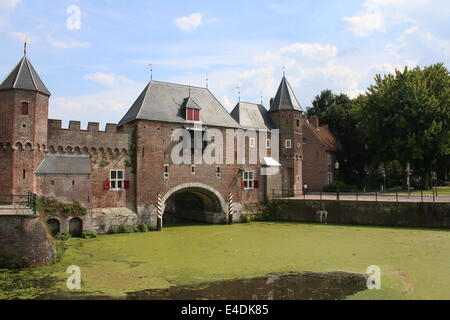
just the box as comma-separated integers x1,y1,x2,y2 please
47,119,132,156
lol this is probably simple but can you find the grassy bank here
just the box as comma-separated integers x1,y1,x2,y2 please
1,222,449,300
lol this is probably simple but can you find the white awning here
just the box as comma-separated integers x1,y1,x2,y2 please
262,157,281,167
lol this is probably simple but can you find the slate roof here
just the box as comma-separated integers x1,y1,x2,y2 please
118,81,241,128
230,101,275,130
269,76,302,112
0,56,51,96
35,154,91,175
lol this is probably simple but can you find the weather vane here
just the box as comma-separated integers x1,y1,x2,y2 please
149,64,153,81
236,86,241,102
206,72,209,89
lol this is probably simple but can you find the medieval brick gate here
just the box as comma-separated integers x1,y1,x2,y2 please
156,183,230,229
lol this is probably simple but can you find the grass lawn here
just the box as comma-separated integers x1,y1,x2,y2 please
1,222,449,300
384,186,450,195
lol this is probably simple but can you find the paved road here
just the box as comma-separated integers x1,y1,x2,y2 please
275,193,450,203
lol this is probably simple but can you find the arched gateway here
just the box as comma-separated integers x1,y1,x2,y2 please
160,183,228,226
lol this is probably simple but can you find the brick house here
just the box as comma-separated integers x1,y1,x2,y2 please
0,52,338,234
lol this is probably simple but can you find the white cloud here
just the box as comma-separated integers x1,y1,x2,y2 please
84,72,137,88
280,43,338,60
47,36,90,49
0,0,21,8
343,3,385,36
51,77,145,127
174,13,203,32
343,0,431,37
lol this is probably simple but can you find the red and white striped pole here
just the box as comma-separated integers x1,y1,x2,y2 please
157,193,163,231
228,192,234,224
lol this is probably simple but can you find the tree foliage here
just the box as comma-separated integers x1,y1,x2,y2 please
359,63,450,188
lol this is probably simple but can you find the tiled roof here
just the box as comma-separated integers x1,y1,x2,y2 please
118,81,241,128
269,76,302,112
230,101,275,130
0,56,51,96
35,154,91,175
306,122,338,152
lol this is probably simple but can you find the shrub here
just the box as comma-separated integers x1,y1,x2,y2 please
38,197,87,216
121,225,136,233
55,232,71,241
261,199,280,221
323,181,358,193
137,224,149,232
81,230,97,239
55,241,68,263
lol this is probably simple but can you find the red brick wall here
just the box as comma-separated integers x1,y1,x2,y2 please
302,124,336,192
133,120,265,212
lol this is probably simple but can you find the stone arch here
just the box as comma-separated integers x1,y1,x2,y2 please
106,148,113,155
42,144,46,152
15,142,23,151
74,146,81,154
65,146,73,153
47,218,61,236
98,147,105,154
57,146,64,153
36,143,41,151
122,148,128,155
25,142,32,151
69,217,83,237
82,147,89,154
161,183,228,224
49,145,56,154
114,148,120,155
91,147,97,155
5,142,12,150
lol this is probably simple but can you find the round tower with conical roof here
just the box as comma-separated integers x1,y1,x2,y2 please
269,75,305,195
0,48,51,195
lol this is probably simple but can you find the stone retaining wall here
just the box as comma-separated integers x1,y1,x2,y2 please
275,200,450,229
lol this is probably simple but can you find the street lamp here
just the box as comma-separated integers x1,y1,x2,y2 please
335,161,340,200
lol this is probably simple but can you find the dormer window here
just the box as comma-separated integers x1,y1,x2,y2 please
184,97,201,122
186,108,200,121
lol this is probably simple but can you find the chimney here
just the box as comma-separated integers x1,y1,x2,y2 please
309,116,319,128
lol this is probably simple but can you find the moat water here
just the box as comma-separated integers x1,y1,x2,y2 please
126,271,368,300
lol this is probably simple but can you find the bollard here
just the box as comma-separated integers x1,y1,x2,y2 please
375,192,378,202
421,190,423,203
396,192,398,203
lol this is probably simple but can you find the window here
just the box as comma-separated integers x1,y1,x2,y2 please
327,172,334,184
110,170,124,190
285,139,292,149
191,165,196,175
243,171,254,189
249,138,256,148
23,169,26,179
327,155,332,168
297,119,300,127
266,139,271,149
186,108,200,121
164,165,169,179
21,102,29,115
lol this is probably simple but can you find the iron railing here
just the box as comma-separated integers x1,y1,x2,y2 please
271,189,449,203
0,192,37,215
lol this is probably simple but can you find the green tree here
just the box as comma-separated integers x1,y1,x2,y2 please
359,63,450,189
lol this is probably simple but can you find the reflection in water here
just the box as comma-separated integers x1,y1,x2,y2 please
128,272,368,300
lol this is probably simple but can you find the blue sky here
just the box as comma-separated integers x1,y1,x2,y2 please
0,0,449,128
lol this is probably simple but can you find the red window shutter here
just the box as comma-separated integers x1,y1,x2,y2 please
254,180,260,189
194,110,200,121
241,181,246,189
103,179,110,191
124,180,130,190
187,109,193,121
